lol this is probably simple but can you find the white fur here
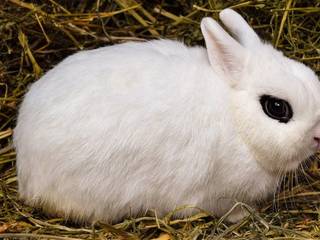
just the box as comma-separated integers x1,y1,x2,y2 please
14,9,320,223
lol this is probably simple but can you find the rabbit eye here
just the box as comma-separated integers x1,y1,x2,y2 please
260,95,293,123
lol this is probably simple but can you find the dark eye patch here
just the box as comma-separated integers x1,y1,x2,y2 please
260,95,293,123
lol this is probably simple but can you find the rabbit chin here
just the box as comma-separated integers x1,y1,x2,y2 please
249,144,313,174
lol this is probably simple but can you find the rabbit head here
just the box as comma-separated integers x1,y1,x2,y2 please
201,9,320,174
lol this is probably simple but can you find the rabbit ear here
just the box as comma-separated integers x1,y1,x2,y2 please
201,17,248,85
219,9,260,48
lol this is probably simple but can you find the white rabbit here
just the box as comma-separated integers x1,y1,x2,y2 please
14,9,320,223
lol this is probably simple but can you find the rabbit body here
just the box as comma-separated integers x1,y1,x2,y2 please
14,9,320,223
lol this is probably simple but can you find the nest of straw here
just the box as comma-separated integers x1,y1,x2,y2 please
0,0,319,239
